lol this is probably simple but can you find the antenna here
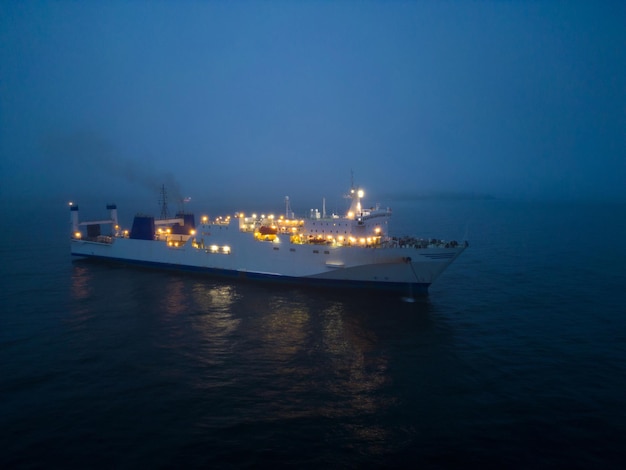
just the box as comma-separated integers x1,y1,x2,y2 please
178,196,191,214
158,184,169,219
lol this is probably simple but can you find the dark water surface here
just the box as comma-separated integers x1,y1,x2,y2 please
2,199,625,468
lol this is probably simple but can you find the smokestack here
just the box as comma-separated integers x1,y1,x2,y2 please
107,204,118,231
69,203,79,236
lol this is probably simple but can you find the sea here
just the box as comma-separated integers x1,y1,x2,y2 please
1,198,625,469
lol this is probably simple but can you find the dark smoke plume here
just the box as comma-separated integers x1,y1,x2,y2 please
41,130,183,201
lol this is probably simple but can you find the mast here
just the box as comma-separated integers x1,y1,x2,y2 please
158,184,169,220
285,196,294,219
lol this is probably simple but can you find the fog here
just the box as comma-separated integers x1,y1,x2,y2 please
2,2,625,214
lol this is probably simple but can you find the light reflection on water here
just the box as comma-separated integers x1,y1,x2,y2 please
165,278,439,460
66,262,443,464
70,264,92,302
9,200,625,468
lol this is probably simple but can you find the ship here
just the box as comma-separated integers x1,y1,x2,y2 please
69,186,467,295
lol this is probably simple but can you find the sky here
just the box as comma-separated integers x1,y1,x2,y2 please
1,1,625,212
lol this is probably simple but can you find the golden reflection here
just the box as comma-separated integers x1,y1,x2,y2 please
258,299,310,358
190,282,429,457
70,264,92,301
319,303,389,416
188,283,242,358
243,295,392,422
192,283,238,312
69,264,96,322
164,278,188,315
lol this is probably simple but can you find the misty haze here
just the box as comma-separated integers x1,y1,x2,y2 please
1,2,624,208
2,2,625,469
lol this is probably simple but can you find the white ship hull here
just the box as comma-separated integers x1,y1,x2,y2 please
70,235,465,294
69,186,467,294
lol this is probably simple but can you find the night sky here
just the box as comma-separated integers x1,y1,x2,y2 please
2,1,625,211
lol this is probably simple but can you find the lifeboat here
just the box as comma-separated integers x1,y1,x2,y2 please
254,225,277,241
258,226,277,235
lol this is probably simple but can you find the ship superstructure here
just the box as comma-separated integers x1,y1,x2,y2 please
69,186,467,294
